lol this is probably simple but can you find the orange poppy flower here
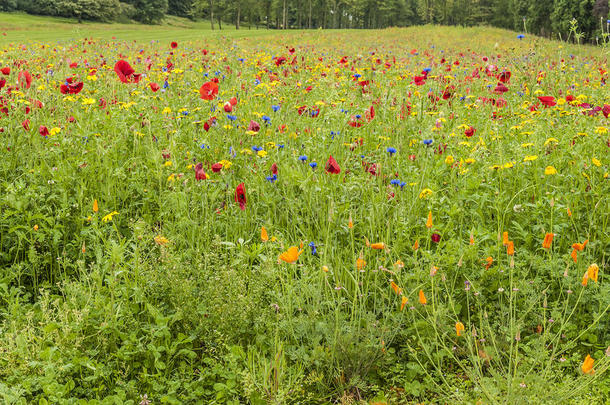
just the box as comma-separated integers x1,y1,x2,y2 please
400,296,408,311
426,211,433,229
370,242,386,250
506,241,515,256
502,231,509,246
582,271,589,286
348,215,354,229
278,246,303,263
542,233,554,249
469,232,475,246
455,322,465,337
572,240,588,251
390,281,402,295
93,199,99,213
261,226,269,242
356,257,366,271
581,354,595,374
587,263,599,283
483,256,493,270
412,240,419,250
418,289,427,305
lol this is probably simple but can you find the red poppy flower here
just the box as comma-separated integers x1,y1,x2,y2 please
538,96,557,107
1,67,9,75
602,104,610,119
270,163,278,175
18,71,32,89
431,233,441,243
194,163,207,181
223,101,233,112
413,76,426,86
114,60,140,83
211,163,223,172
199,81,219,100
464,126,476,137
60,79,84,95
248,120,260,132
203,116,217,132
229,96,237,106
325,155,341,174
170,41,178,49
494,83,508,94
22,119,30,131
235,183,246,210
497,71,511,83
149,82,160,92
39,125,49,136
0,78,5,89
275,56,287,66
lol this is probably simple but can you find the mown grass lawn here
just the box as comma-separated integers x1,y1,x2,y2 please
0,13,608,404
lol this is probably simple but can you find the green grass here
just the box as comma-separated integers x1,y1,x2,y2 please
0,14,609,404
0,12,282,43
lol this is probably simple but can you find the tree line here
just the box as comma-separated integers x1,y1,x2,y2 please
1,0,609,42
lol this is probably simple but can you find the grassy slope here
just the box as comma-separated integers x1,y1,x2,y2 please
0,12,283,43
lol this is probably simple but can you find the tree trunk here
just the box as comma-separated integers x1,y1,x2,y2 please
308,0,312,28
236,1,240,29
218,14,222,30
209,0,214,30
283,0,287,29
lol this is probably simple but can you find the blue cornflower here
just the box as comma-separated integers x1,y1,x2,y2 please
309,242,317,255
423,67,432,73
266,174,278,183
387,147,397,156
399,181,406,189
252,145,263,152
272,105,280,112
278,144,285,149
182,111,188,116
355,114,361,119
262,115,271,124
309,162,317,169
227,114,237,121
163,81,169,89
353,73,362,78
237,58,245,62
299,155,308,162
423,139,433,145
517,34,525,39
254,79,261,85
330,131,340,136
390,179,401,186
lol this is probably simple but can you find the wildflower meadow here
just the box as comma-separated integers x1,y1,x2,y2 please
0,16,609,404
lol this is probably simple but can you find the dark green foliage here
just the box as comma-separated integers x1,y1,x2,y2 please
123,0,168,23
16,0,120,21
168,0,195,18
